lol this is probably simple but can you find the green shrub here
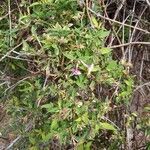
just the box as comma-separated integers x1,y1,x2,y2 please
0,0,134,149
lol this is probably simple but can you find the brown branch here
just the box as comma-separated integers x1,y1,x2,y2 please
108,42,150,49
88,8,150,34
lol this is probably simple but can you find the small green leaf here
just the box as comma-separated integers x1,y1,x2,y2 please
106,60,117,71
52,43,59,55
100,47,111,54
41,103,53,109
51,119,58,130
89,81,95,91
29,2,41,7
55,22,62,29
144,106,150,111
92,65,101,72
41,104,59,113
82,113,89,124
22,39,29,52
84,142,92,150
63,52,76,60
41,0,54,4
99,122,116,131
76,117,82,122
124,79,133,87
31,26,37,36
91,16,99,28
97,30,110,38
29,137,36,145
76,142,84,150
42,133,52,142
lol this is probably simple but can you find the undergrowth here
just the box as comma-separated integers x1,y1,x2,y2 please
1,0,147,149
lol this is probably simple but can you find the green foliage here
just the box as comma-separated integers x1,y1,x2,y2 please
0,0,134,149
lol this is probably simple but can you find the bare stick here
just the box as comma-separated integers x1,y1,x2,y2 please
101,116,120,131
6,136,21,150
0,13,9,21
108,41,150,49
134,82,150,92
8,0,12,47
6,121,33,150
146,0,150,6
0,39,28,62
88,8,150,34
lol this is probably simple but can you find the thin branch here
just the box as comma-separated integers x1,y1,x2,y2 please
88,8,150,34
8,0,12,47
146,0,150,6
134,82,150,92
0,39,28,62
0,10,14,21
0,13,9,21
6,121,33,150
108,42,150,49
85,0,95,28
6,136,21,150
101,116,120,131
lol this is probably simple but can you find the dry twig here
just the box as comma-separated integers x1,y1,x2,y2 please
88,7,150,34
